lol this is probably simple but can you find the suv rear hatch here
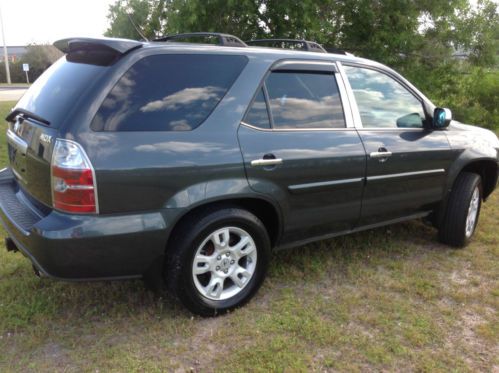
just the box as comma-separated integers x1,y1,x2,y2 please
5,37,142,209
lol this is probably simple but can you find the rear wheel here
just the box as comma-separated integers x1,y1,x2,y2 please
165,207,270,316
439,172,482,247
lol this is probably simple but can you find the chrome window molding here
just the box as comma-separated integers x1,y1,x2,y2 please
240,121,357,132
336,61,363,129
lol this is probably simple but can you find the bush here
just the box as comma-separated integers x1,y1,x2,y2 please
402,63,498,131
433,68,499,131
0,61,31,83
0,44,62,84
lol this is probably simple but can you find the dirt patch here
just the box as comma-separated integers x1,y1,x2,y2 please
450,268,472,286
33,342,72,370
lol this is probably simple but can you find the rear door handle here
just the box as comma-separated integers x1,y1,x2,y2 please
370,151,392,159
250,158,283,167
370,147,392,162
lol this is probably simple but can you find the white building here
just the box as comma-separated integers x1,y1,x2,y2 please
0,46,28,63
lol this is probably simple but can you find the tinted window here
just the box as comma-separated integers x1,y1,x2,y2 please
344,66,425,128
92,54,248,131
265,72,345,129
243,88,270,129
15,57,107,128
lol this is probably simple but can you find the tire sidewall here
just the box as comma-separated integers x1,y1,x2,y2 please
463,179,482,243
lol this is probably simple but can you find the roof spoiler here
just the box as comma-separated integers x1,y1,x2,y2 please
54,37,143,65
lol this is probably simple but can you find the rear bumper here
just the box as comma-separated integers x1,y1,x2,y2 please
0,169,170,280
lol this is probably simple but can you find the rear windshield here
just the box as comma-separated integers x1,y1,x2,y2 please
91,54,248,132
15,57,107,128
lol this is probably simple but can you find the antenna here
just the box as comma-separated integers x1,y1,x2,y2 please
126,12,149,42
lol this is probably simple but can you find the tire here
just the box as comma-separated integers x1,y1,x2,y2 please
438,172,482,247
165,206,271,316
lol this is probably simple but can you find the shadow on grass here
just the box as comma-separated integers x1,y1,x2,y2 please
0,218,449,333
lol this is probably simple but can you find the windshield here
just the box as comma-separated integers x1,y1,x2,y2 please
15,56,108,128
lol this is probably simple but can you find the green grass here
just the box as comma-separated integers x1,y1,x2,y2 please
0,101,498,372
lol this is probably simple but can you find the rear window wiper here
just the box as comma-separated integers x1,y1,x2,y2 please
5,108,51,126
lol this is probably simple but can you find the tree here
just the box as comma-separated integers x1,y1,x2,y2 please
104,0,499,130
105,0,171,40
105,0,496,65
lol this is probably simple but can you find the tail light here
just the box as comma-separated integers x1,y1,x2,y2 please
51,139,98,214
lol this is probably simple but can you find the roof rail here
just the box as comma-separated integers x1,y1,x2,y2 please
153,32,247,48
246,39,327,53
324,47,351,56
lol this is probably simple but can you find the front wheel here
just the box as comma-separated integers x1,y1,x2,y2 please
165,207,271,316
438,172,482,247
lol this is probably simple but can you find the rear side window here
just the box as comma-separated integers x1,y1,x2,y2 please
265,72,345,129
92,54,248,131
243,88,271,129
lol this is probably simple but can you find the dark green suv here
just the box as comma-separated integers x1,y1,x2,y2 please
1,34,498,316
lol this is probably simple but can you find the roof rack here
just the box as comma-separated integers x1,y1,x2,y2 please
246,39,327,53
153,32,247,48
152,33,351,55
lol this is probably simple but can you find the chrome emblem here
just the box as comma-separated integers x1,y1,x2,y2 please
40,133,52,144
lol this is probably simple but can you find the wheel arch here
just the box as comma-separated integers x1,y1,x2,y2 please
166,196,283,252
459,159,498,200
434,158,497,228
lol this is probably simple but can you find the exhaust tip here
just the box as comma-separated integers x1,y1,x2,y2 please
5,237,18,253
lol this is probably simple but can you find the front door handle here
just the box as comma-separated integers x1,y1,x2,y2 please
370,147,392,162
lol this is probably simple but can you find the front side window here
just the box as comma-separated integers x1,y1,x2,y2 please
344,65,425,129
92,54,248,131
264,72,345,129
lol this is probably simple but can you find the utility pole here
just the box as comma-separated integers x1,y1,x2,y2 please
0,6,11,84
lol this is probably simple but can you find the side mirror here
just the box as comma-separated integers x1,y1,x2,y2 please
433,107,452,129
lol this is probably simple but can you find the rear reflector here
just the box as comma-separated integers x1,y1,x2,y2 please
51,139,98,214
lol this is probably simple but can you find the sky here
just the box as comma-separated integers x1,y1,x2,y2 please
0,0,116,46
0,0,497,46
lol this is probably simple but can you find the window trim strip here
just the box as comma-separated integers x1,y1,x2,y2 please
240,121,357,132
262,83,275,129
271,60,338,73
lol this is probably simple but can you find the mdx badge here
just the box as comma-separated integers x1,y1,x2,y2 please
39,133,52,144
